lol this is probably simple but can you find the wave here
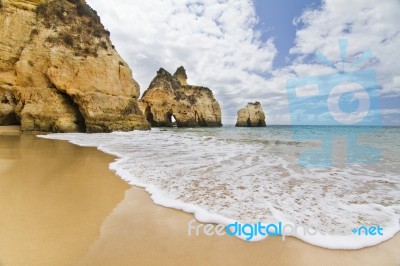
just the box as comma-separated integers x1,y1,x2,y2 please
38,129,400,249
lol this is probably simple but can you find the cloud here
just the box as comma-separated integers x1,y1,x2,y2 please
87,0,277,124
288,0,400,123
280,0,400,125
87,0,400,125
291,0,400,93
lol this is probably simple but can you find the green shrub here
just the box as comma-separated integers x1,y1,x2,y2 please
188,95,197,105
54,7,65,21
61,33,74,46
93,28,102,38
36,3,47,16
76,3,100,22
100,41,108,50
45,35,57,43
30,28,39,39
36,0,110,57
66,0,81,5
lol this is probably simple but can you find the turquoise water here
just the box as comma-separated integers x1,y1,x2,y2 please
40,125,400,249
175,125,400,174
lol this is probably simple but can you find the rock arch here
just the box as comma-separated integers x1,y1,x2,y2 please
139,67,222,128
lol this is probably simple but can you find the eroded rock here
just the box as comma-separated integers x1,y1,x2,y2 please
0,0,149,132
140,67,222,127
236,102,266,127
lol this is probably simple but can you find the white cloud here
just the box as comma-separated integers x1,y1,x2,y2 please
87,0,277,124
87,0,400,125
279,0,400,125
290,0,400,97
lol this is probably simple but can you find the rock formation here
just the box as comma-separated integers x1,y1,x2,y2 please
236,102,266,127
173,66,188,86
0,0,149,132
139,67,222,127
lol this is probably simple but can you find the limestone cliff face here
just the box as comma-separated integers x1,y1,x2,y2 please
0,0,150,132
139,67,222,127
236,102,266,127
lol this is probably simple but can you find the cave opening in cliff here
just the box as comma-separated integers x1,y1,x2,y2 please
73,102,87,132
56,90,86,132
171,115,177,126
0,92,19,126
167,112,177,127
1,112,19,126
144,106,156,126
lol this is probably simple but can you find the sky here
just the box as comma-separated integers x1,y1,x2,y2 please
87,0,400,126
252,0,322,68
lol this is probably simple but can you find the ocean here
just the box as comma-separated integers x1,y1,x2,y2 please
39,125,400,249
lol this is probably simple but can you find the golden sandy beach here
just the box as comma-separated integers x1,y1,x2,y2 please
0,126,399,266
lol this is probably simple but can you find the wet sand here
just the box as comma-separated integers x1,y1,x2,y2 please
0,126,399,266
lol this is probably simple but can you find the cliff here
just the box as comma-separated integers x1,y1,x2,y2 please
139,67,222,127
236,102,266,127
0,0,150,132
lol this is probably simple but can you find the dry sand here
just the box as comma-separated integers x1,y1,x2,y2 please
0,126,399,266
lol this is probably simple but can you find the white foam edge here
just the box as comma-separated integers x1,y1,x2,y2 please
37,133,400,249
109,155,400,249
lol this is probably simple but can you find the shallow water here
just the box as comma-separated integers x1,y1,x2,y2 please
39,126,400,249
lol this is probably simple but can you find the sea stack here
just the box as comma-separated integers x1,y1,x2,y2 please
0,0,150,132
236,102,266,127
139,67,222,127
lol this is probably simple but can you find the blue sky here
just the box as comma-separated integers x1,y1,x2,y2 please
88,0,400,126
253,0,322,68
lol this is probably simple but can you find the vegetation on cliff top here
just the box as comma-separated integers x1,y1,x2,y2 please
36,0,112,57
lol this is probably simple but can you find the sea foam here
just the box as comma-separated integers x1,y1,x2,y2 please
39,128,400,249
